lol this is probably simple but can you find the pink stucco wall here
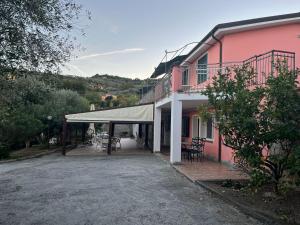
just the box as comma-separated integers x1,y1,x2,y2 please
177,22,300,164
171,66,182,92
222,23,300,63
185,111,234,164
186,111,219,161
187,23,300,90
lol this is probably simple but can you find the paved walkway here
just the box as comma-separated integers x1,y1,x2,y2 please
159,154,248,181
0,153,262,225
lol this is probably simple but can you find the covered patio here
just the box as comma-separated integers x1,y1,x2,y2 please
63,103,154,156
153,92,213,163
153,92,248,181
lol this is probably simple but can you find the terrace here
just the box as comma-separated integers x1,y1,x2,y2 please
154,50,296,102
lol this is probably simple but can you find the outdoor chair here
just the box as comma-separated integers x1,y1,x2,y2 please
111,137,121,151
187,137,206,162
92,134,102,151
181,142,190,160
101,135,109,151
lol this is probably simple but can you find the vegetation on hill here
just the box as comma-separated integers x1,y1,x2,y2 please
23,71,155,108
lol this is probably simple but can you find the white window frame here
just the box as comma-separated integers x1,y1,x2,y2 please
203,116,214,141
182,68,189,86
191,115,199,138
192,115,214,141
196,53,208,84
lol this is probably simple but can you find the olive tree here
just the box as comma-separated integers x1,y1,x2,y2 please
0,0,90,73
0,77,89,153
0,76,52,149
43,89,89,143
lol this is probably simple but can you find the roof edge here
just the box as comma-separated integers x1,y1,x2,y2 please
65,102,154,117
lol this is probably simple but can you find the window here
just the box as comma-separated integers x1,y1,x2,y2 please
182,116,190,137
197,54,208,84
182,68,189,85
192,116,199,138
206,117,213,140
199,116,214,141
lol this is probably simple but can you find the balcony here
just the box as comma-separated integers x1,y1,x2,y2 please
154,73,172,101
154,50,296,101
139,88,155,104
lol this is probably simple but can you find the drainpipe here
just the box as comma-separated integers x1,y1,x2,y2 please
212,34,223,163
212,34,223,66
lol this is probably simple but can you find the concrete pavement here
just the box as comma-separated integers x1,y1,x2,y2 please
0,152,263,225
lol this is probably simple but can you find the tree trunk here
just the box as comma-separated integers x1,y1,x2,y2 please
25,140,30,149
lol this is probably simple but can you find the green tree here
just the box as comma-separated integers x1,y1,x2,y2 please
85,91,100,104
200,64,300,193
117,94,139,107
262,65,300,191
43,89,89,141
0,76,89,154
0,0,89,73
62,79,87,95
0,76,52,149
5,110,45,148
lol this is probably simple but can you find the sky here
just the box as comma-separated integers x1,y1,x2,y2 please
61,0,300,79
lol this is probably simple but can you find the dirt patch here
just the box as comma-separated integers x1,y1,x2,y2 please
0,146,59,162
202,180,300,225
9,147,47,158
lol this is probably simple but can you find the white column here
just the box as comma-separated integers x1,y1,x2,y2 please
170,97,182,163
153,107,161,152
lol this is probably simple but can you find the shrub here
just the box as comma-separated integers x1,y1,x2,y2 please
0,143,9,159
201,63,300,194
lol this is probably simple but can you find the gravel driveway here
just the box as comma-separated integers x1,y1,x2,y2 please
0,153,263,225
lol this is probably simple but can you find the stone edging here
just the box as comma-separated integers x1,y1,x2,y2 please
0,148,61,164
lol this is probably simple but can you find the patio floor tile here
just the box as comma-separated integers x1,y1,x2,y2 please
159,153,248,182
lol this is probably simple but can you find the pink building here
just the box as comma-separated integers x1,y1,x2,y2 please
151,13,300,164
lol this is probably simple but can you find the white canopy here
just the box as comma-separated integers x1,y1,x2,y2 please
65,103,154,123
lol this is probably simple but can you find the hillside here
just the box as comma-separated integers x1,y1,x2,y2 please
26,72,156,109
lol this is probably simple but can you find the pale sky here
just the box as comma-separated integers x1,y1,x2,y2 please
61,0,300,79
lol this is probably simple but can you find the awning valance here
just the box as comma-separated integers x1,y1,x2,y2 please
65,103,154,123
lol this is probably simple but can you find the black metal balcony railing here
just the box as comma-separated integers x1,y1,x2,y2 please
243,50,295,85
153,50,296,101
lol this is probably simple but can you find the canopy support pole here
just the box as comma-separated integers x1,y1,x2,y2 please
138,124,142,138
145,124,149,148
62,119,67,156
107,122,115,155
75,126,78,145
81,123,86,143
